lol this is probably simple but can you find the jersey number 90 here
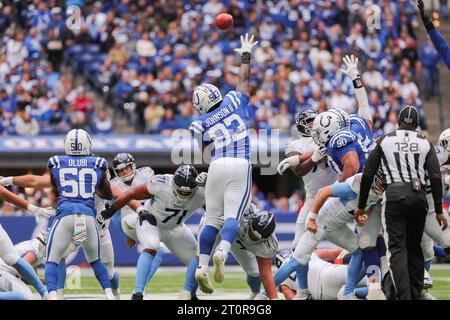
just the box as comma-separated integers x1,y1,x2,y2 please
59,168,97,199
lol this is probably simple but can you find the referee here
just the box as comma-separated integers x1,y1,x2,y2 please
356,105,448,300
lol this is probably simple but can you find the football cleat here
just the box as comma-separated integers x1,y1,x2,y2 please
112,288,121,300
337,285,359,300
213,249,226,283
419,289,437,300
46,291,57,300
424,269,433,289
366,282,386,300
249,291,259,300
195,265,214,294
178,290,192,300
442,254,450,264
131,292,143,300
293,288,312,300
105,288,117,300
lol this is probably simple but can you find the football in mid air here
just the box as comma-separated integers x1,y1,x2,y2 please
215,13,233,30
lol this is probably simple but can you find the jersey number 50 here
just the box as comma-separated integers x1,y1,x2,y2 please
59,168,97,199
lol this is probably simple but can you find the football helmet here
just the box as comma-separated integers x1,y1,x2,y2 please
295,109,318,137
113,153,136,182
310,109,349,146
248,210,276,241
64,129,92,156
439,128,450,152
192,84,222,115
173,165,198,201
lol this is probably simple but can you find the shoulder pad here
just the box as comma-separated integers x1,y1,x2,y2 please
329,130,357,149
137,166,155,178
47,156,60,169
147,174,169,195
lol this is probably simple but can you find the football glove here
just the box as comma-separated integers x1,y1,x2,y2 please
277,155,300,175
27,204,56,224
341,55,360,80
234,33,258,55
137,207,157,226
101,202,116,219
311,145,327,163
0,176,13,186
195,172,208,187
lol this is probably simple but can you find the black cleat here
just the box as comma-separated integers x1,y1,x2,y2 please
442,255,450,264
131,292,143,300
191,294,199,301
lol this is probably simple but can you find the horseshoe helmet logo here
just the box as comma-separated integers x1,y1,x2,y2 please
319,115,332,128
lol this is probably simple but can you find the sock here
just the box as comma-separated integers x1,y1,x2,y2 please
91,259,112,290
45,261,59,293
219,218,238,256
110,271,119,290
376,237,388,279
295,263,309,290
355,287,369,299
57,261,66,290
0,292,28,300
362,247,381,282
434,245,447,258
146,246,165,285
274,257,300,287
14,258,46,297
424,259,432,272
134,252,154,294
184,258,199,292
343,248,363,296
199,225,219,266
246,275,261,294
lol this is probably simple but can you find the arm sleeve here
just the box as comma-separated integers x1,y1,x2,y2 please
355,87,372,123
425,141,443,214
428,28,450,70
331,181,358,199
358,142,382,209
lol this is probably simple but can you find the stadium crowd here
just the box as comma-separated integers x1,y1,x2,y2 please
0,0,443,137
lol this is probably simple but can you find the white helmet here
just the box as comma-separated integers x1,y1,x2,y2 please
439,129,450,152
64,129,92,156
192,84,222,114
310,109,349,146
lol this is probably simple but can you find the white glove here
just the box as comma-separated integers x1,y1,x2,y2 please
277,155,300,175
311,145,327,163
340,54,360,80
0,176,13,186
28,204,56,224
195,172,208,186
444,175,450,186
234,33,258,55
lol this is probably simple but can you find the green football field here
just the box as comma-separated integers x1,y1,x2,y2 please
52,265,450,300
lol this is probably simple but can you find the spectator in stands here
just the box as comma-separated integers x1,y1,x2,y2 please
420,39,441,99
144,97,165,134
274,197,291,215
157,108,178,136
14,110,40,136
383,110,398,135
91,109,113,135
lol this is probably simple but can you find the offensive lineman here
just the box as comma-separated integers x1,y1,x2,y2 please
190,33,257,294
101,165,204,300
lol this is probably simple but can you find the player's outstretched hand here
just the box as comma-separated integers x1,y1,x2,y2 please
418,0,435,31
0,176,13,186
436,213,448,231
277,155,300,175
340,55,360,80
28,204,56,224
234,33,258,55
101,202,116,219
195,172,208,186
311,144,326,163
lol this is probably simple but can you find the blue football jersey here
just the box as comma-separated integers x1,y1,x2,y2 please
326,115,374,174
189,90,250,161
48,155,108,218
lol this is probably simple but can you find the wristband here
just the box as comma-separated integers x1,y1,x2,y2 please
309,211,318,220
352,78,363,88
136,206,145,214
241,52,251,64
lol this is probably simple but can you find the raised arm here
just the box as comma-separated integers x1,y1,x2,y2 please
341,55,373,128
234,33,258,96
0,174,51,188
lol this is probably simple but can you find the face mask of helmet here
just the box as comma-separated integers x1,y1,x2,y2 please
115,163,136,182
248,211,276,241
173,181,196,201
172,165,198,202
296,110,317,137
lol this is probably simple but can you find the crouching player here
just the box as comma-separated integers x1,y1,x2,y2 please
180,202,278,300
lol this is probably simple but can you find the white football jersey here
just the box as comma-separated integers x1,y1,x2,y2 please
425,145,450,213
345,173,381,209
112,167,155,218
0,239,45,276
144,174,205,230
285,138,338,198
236,204,278,258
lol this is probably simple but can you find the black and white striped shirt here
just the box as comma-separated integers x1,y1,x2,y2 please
358,129,443,213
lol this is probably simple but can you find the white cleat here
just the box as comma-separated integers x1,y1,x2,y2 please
104,288,117,300
337,285,359,300
47,291,58,300
419,289,437,300
112,288,121,300
56,289,65,300
293,288,312,300
213,249,226,283
424,269,433,289
179,290,192,300
366,282,386,300
253,292,269,300
249,291,259,300
195,265,214,294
